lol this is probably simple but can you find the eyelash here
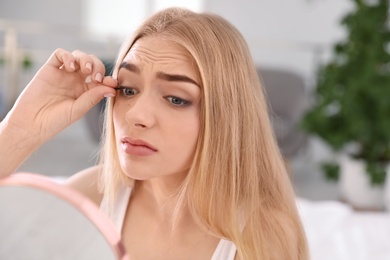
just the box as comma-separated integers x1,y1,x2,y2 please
115,86,192,107
115,86,138,96
166,96,191,106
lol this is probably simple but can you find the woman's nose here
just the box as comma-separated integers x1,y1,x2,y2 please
125,93,156,129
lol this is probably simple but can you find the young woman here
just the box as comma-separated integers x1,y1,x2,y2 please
0,8,308,259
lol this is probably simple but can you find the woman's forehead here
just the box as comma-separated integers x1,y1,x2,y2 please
125,37,192,63
121,37,200,82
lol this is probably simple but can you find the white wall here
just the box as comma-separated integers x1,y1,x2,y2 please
204,0,354,87
0,0,82,27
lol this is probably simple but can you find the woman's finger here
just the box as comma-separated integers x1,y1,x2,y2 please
72,50,93,75
47,48,76,71
74,52,106,84
72,85,116,120
102,76,118,88
89,54,106,83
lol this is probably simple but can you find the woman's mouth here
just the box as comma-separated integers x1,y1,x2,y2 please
121,137,157,156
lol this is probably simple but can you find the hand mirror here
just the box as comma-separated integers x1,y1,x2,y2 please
0,173,129,259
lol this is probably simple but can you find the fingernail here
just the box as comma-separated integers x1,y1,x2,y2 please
86,63,92,72
104,93,115,98
70,61,75,70
85,75,92,83
95,72,102,83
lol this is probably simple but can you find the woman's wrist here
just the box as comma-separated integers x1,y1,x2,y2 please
0,119,42,177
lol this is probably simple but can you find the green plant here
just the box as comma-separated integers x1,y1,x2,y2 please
301,0,390,185
0,53,33,70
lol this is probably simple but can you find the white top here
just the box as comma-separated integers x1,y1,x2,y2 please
100,185,237,259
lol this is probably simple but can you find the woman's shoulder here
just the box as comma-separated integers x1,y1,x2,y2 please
64,165,103,206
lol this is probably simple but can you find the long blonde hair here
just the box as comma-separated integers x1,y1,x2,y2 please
100,7,308,259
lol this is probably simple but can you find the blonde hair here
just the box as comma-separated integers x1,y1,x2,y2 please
100,7,308,259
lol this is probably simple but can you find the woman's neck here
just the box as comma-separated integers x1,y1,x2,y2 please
134,174,189,225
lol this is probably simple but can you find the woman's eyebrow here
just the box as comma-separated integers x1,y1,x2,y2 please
119,62,141,74
156,71,199,87
119,61,199,87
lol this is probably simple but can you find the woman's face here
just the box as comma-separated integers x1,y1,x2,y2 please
113,37,201,181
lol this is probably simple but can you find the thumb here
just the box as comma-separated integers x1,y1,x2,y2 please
72,86,116,121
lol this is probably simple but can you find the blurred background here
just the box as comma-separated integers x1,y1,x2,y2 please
0,0,348,200
2,1,390,259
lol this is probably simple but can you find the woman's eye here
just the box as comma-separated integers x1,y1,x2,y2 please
117,87,138,96
167,96,191,106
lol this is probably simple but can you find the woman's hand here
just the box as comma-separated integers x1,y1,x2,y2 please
6,48,117,142
0,48,117,176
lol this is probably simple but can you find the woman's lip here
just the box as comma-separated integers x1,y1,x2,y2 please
121,137,157,151
121,142,157,156
121,137,157,156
